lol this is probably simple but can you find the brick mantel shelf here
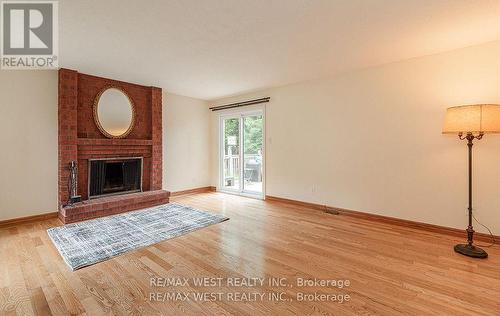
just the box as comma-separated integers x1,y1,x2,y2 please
58,68,170,224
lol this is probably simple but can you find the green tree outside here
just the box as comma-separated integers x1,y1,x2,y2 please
224,116,262,155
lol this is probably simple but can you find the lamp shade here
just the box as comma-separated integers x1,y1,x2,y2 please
442,104,500,134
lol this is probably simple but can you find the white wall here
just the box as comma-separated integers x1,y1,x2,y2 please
211,40,500,235
3,40,500,236
163,93,211,192
0,71,210,221
0,70,58,220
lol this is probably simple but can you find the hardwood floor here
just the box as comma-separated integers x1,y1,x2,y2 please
1,192,499,315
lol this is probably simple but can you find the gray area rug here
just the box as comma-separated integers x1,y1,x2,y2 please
47,203,228,270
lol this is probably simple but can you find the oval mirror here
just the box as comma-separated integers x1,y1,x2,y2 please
94,87,135,138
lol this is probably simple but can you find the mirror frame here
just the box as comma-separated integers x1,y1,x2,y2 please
93,86,136,139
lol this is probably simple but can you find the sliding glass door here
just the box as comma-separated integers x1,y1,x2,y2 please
222,117,241,191
242,114,263,193
221,111,264,196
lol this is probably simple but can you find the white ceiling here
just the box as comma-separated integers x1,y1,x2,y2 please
60,0,500,100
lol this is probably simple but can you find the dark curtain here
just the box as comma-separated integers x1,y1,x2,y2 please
123,160,141,190
89,161,106,197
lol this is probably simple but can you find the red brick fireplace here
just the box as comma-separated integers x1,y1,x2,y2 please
58,69,170,223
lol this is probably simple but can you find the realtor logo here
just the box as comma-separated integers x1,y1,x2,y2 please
1,1,58,69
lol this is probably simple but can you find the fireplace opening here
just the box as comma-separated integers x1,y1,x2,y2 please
104,162,125,192
89,157,142,199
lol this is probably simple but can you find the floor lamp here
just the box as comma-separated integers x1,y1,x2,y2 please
443,104,500,258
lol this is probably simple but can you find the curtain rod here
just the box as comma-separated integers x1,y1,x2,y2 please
209,97,270,111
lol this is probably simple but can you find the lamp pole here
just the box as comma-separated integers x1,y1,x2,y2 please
454,132,487,258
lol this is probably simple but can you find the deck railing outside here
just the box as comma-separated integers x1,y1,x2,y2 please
223,154,261,178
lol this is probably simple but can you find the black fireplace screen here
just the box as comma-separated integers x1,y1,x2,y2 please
89,158,142,198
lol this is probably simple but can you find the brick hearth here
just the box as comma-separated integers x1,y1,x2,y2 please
59,190,170,224
58,69,169,223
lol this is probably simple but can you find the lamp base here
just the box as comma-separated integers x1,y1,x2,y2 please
454,244,488,258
